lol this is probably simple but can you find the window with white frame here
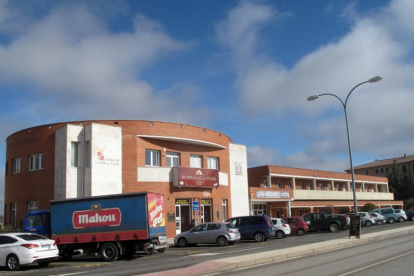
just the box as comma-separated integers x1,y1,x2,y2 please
13,158,20,174
29,153,44,171
166,152,179,167
288,181,292,189
264,179,269,188
28,201,38,212
71,142,79,167
145,150,160,167
190,155,202,168
222,199,228,221
253,204,266,215
207,157,218,169
278,181,282,189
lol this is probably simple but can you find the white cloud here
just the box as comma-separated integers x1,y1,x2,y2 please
218,0,414,170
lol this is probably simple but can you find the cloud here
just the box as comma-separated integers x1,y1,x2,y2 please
218,0,414,170
0,2,209,126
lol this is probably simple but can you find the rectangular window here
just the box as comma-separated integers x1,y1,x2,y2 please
365,170,369,175
264,179,268,188
85,141,91,167
207,157,219,169
13,158,20,174
28,201,38,212
288,182,292,189
190,155,202,168
300,182,304,189
71,142,79,167
253,204,266,215
145,150,160,167
278,181,282,189
375,168,379,174
29,153,44,171
402,165,407,174
222,199,228,221
386,168,389,173
11,203,16,228
380,168,384,173
166,152,179,167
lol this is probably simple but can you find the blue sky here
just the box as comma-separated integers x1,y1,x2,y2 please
2,0,414,212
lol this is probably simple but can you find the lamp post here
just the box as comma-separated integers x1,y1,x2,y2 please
307,76,383,215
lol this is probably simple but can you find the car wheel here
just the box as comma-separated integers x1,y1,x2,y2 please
328,223,339,233
398,217,405,223
377,220,383,225
144,248,154,255
296,228,306,236
217,236,228,246
38,262,50,267
365,221,372,227
254,232,265,242
100,243,119,262
157,248,166,253
60,249,74,261
6,254,20,271
178,237,188,247
275,230,285,239
389,218,395,224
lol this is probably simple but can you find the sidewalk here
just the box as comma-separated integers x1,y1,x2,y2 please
148,225,414,276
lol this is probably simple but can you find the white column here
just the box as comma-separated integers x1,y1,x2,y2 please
288,201,291,217
347,181,351,191
268,173,272,188
313,179,317,190
362,182,365,192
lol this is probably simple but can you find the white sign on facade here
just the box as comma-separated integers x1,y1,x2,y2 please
256,191,290,199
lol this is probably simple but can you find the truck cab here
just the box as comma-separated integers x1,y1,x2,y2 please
23,210,51,237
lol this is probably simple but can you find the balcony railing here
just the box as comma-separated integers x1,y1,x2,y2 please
293,189,394,200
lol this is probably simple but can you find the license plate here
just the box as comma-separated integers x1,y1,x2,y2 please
41,244,50,249
159,236,167,243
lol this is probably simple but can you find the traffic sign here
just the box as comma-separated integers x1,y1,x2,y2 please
192,201,199,211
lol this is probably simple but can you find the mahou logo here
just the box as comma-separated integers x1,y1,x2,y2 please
72,206,122,229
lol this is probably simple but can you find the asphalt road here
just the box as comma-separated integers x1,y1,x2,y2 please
1,221,413,275
214,230,414,276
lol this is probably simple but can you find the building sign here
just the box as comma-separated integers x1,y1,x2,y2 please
201,199,211,205
256,191,290,199
175,199,190,205
72,204,121,229
94,148,120,166
177,167,219,188
147,193,165,228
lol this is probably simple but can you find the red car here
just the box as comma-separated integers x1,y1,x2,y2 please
286,217,308,236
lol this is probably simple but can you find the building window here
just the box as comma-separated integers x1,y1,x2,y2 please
222,199,228,221
85,141,91,167
327,184,331,191
342,184,346,191
278,181,282,189
402,165,407,174
190,155,202,168
167,152,180,167
145,150,160,167
207,157,219,169
28,201,38,212
235,162,243,175
29,153,44,171
380,168,384,173
71,142,79,167
13,158,20,174
375,168,379,174
253,204,266,215
288,182,292,189
300,182,304,190
11,203,16,228
386,168,389,173
365,170,369,175
264,179,268,188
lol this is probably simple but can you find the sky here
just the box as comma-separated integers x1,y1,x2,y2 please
1,0,414,213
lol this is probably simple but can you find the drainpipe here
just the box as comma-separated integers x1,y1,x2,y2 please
250,194,253,215
81,127,85,197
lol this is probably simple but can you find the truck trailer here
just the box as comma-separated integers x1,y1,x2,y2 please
23,192,167,261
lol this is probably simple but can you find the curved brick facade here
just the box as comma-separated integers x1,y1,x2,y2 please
4,120,243,238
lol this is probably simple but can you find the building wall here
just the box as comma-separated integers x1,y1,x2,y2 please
229,144,249,217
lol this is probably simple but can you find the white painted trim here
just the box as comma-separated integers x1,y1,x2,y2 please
137,135,226,149
269,173,387,185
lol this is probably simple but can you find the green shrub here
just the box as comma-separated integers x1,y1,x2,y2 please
404,197,414,210
362,203,377,212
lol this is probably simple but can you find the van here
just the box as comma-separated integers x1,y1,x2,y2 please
226,215,275,242
371,207,397,224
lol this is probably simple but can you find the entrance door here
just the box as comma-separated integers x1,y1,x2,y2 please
180,206,191,232
201,205,212,223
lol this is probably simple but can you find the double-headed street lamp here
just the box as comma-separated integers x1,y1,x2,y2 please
307,76,383,215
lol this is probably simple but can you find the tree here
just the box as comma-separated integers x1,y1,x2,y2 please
387,160,413,200
404,198,414,210
362,203,377,212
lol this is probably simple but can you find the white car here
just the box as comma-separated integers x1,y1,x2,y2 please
358,212,375,227
370,211,386,225
394,209,407,222
271,218,291,239
0,233,59,271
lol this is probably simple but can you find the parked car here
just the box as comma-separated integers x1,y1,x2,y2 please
370,211,386,225
286,217,308,236
357,212,375,227
394,209,407,222
302,212,346,233
0,233,59,271
271,218,291,238
406,209,414,221
337,214,350,229
226,215,275,242
371,208,397,224
174,222,240,247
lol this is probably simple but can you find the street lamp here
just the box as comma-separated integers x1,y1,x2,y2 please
307,76,383,215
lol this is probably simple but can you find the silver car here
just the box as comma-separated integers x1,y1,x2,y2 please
370,211,386,225
395,209,407,222
174,222,240,247
358,212,375,227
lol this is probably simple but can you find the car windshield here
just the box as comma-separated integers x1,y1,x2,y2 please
17,234,48,241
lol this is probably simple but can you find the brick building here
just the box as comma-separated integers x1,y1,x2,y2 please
4,120,249,238
248,165,403,217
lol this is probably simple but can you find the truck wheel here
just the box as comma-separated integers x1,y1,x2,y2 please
389,218,395,224
365,221,372,227
254,232,265,242
6,254,20,271
217,236,228,246
178,237,188,247
144,248,154,255
296,229,306,236
61,250,74,261
328,223,339,233
398,217,405,223
100,243,119,262
157,248,166,253
275,230,285,239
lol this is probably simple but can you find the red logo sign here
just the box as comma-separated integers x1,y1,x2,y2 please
72,208,121,229
177,167,219,188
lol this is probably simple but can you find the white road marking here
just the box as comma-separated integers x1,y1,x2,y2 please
48,272,89,276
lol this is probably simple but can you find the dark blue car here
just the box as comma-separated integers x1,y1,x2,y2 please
226,215,275,242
